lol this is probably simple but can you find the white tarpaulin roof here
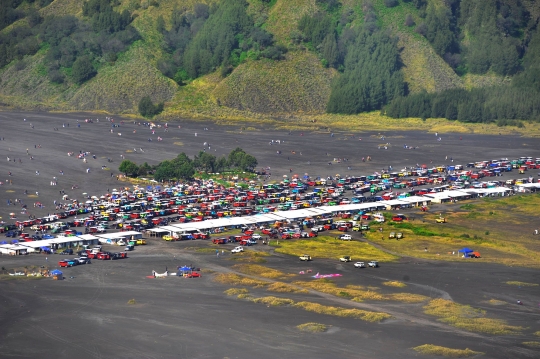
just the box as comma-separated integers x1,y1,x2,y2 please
516,183,540,188
96,231,142,239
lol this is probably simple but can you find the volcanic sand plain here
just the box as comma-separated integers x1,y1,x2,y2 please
0,111,540,359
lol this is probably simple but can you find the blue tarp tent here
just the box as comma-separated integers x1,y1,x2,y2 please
40,246,52,253
50,269,63,280
458,248,474,257
177,266,192,277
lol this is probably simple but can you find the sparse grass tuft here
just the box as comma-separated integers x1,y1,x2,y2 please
251,296,295,306
487,299,506,306
296,322,328,333
424,299,523,335
293,301,392,322
412,344,483,357
505,281,538,287
534,331,540,337
224,288,249,296
232,264,290,279
294,279,427,302
386,293,429,303
294,279,376,299
383,280,407,288
267,282,308,293
228,250,270,263
522,341,540,348
127,299,136,305
213,273,269,287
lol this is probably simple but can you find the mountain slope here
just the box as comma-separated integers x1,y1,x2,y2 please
0,0,537,119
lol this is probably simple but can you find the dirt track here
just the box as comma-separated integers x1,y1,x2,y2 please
1,111,540,359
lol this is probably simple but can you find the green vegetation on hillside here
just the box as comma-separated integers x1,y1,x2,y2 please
297,0,405,114
385,23,540,123
0,0,539,124
0,0,139,84
156,0,286,84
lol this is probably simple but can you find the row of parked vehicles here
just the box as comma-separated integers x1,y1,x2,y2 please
57,246,128,267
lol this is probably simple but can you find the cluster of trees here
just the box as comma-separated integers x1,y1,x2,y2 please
118,147,258,181
413,0,531,76
157,0,286,84
0,0,52,32
0,0,139,84
386,25,540,123
297,1,405,114
327,28,405,114
384,87,540,123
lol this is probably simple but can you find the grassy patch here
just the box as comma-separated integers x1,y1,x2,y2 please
365,204,540,268
294,279,428,302
127,299,136,305
267,282,308,293
232,264,290,279
412,344,483,357
383,280,407,288
487,299,506,306
522,341,540,348
424,299,523,335
274,236,398,262
224,288,249,296
293,301,391,322
228,250,270,263
390,222,445,237
213,273,269,287
505,281,538,287
294,279,383,301
296,322,328,333
251,296,295,306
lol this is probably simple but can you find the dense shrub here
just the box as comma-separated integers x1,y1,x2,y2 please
138,96,164,118
72,56,96,84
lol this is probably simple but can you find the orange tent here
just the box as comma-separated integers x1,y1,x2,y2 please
471,251,481,258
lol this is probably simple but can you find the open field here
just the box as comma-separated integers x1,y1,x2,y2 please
272,236,398,262
363,195,540,268
1,111,540,358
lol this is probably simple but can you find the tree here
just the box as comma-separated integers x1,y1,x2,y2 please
156,15,165,34
321,33,338,68
138,162,152,176
404,14,415,27
154,160,177,182
138,96,164,118
119,160,139,177
227,147,258,172
72,56,96,84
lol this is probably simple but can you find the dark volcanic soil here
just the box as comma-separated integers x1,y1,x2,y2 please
1,111,540,359
1,110,540,222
